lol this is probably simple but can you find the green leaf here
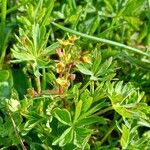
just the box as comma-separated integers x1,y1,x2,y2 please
32,24,40,51
0,81,11,98
41,0,54,26
23,113,45,135
74,127,92,148
52,127,73,147
92,48,101,74
0,70,9,82
74,100,82,121
53,108,72,126
30,143,45,150
82,101,108,118
76,116,107,127
88,14,100,35
120,124,130,149
7,98,20,112
96,57,113,77
44,42,60,55
76,63,93,76
82,97,93,113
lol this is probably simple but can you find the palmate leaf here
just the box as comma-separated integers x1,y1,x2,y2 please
106,81,149,119
11,24,53,67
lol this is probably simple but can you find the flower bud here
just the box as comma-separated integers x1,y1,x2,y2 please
56,48,63,57
80,56,91,63
68,74,76,80
56,62,65,73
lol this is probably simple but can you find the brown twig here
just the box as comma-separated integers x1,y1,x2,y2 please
7,110,27,150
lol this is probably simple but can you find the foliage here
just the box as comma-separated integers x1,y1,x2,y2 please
0,0,150,149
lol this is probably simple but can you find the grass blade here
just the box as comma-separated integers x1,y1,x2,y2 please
52,22,150,57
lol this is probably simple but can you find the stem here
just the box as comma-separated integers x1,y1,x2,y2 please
51,22,150,57
0,0,30,17
80,80,90,94
42,68,46,90
0,0,7,63
100,117,122,145
36,76,41,94
8,111,27,150
95,106,113,116
148,0,150,9
1,0,7,38
90,80,94,95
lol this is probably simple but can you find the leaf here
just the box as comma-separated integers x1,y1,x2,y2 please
138,119,150,128
121,0,145,16
82,97,93,113
82,101,108,118
76,63,93,76
76,116,107,127
52,127,73,146
96,57,113,77
32,24,40,51
0,81,11,98
74,100,82,121
23,113,44,134
12,69,29,99
0,70,9,82
89,15,100,35
44,42,60,55
74,127,92,148
7,98,20,112
92,48,101,74
41,0,54,26
30,143,45,150
120,124,130,149
53,108,72,126
115,81,123,94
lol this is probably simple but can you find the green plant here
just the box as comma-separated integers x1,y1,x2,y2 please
0,0,150,149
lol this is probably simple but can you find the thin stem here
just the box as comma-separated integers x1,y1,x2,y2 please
80,80,90,94
0,0,29,17
95,106,113,116
42,68,46,90
1,0,7,37
0,0,30,17
36,76,41,94
51,22,150,57
0,0,7,62
100,117,122,145
90,80,94,95
148,0,150,9
7,111,27,150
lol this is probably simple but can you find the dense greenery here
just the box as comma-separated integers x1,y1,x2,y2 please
0,0,150,149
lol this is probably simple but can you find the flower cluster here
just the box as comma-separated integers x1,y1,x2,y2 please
56,35,90,94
